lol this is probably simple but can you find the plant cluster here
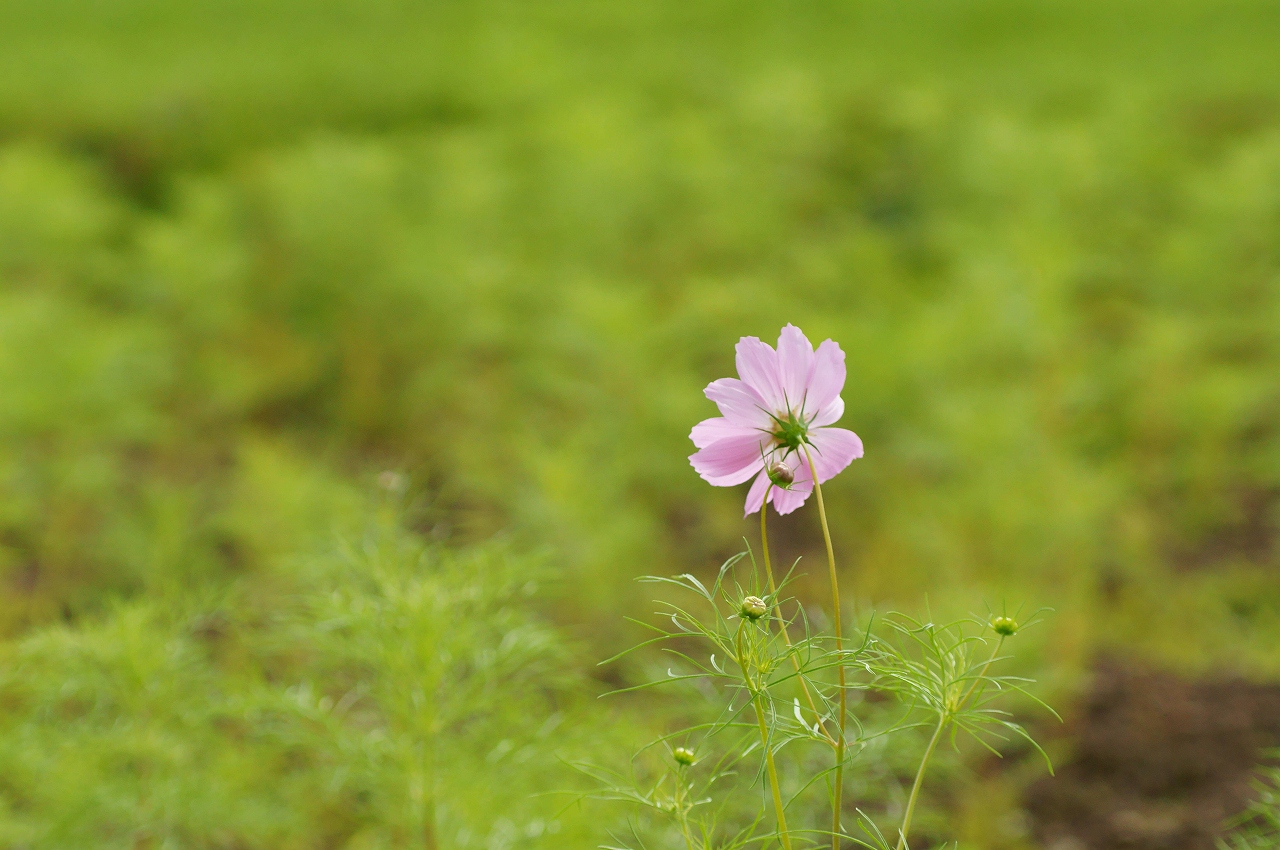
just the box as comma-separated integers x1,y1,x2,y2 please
586,327,1053,848
0,506,611,849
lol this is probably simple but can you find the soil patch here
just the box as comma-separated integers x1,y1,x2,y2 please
1026,657,1280,850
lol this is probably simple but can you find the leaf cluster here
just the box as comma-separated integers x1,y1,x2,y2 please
589,553,1055,849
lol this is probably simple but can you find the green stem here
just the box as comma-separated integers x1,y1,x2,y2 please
895,717,945,850
761,485,836,748
675,768,697,850
736,622,794,850
755,700,794,850
802,445,846,849
894,637,1006,850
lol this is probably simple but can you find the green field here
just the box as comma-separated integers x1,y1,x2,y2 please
2,1,1280,847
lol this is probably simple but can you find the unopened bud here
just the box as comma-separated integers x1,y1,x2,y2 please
740,596,768,621
766,461,794,487
990,616,1019,637
673,746,695,766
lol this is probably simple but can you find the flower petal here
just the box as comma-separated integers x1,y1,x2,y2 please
770,457,813,515
805,427,864,483
806,339,846,417
690,416,757,449
810,395,844,428
776,324,815,410
735,336,784,412
689,433,767,486
704,378,771,429
743,468,771,516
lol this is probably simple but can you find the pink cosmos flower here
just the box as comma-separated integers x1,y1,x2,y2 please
689,324,864,516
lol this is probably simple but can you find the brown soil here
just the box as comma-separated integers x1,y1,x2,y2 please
1026,657,1280,850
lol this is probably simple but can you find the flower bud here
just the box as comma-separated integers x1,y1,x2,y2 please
673,746,695,766
766,460,794,487
740,595,768,621
990,615,1019,637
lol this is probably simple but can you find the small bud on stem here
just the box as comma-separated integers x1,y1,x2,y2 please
673,746,695,766
766,461,794,487
990,615,1019,636
740,595,768,621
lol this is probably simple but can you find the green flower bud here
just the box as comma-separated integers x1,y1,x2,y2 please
740,595,768,621
766,461,795,487
673,746,695,766
990,615,1019,637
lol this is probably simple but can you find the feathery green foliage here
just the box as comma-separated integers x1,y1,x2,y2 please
1222,756,1280,850
0,505,613,848
588,551,1051,848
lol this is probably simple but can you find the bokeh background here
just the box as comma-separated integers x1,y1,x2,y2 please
2,1,1280,847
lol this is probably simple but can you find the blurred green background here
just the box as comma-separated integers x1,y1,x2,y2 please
2,0,1280,847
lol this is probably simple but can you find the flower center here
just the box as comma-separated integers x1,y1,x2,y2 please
770,410,807,452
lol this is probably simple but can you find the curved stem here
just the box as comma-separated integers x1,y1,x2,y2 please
736,622,794,850
675,768,697,850
895,637,1006,850
755,699,794,850
802,445,846,849
895,717,944,850
761,485,836,748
